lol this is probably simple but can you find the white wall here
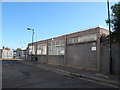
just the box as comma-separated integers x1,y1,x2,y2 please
2,50,13,58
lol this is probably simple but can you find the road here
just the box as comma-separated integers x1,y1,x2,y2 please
2,60,113,88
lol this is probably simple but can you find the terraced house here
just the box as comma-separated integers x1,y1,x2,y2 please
27,26,109,72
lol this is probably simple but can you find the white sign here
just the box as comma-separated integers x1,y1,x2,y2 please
91,47,96,51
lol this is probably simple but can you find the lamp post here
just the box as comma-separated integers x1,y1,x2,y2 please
34,33,38,61
27,28,34,61
107,0,112,74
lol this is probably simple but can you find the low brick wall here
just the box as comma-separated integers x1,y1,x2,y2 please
47,55,64,65
37,55,47,63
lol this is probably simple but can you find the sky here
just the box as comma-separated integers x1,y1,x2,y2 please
1,1,117,50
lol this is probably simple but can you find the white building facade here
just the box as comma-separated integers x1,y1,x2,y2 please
0,49,13,58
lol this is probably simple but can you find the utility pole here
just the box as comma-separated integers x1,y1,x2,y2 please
32,29,34,58
107,0,112,74
34,33,38,61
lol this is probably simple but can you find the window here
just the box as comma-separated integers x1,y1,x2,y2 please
67,34,97,44
78,34,97,43
29,46,32,55
29,45,35,55
67,38,75,44
48,40,65,55
37,43,47,55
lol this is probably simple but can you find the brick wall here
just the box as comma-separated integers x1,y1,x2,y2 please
66,42,98,71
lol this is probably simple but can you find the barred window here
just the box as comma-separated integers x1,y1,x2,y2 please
78,34,97,43
37,43,47,55
29,45,35,55
67,38,75,44
48,40,65,55
67,34,97,44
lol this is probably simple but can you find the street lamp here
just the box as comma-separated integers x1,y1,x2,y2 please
34,33,38,61
27,28,34,61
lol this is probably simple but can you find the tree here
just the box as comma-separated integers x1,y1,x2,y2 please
4,47,10,51
106,1,120,42
16,48,21,50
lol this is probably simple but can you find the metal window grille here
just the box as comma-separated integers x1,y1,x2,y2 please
67,34,97,44
37,43,47,55
48,40,65,55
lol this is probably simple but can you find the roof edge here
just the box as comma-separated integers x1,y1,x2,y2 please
28,25,108,45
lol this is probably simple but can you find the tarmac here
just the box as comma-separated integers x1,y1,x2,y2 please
21,60,119,88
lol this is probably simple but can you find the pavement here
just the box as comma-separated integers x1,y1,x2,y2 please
21,60,119,88
0,58,22,60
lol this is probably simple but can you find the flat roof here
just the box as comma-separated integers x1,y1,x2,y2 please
51,25,108,38
28,25,108,45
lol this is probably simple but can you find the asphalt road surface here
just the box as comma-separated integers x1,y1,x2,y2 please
2,60,113,88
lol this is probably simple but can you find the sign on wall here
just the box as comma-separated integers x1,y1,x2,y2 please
91,46,96,51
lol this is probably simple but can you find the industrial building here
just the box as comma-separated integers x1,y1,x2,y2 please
27,26,109,72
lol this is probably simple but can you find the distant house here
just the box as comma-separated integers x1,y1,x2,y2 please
15,49,27,59
0,49,13,58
